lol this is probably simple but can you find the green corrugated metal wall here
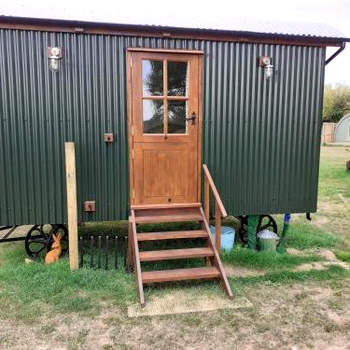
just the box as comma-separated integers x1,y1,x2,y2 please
0,29,325,225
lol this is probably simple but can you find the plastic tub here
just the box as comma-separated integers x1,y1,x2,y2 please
210,226,235,251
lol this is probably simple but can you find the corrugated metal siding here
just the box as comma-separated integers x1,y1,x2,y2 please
203,42,325,215
0,29,325,225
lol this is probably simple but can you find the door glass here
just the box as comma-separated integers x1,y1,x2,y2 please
143,99,164,133
168,101,187,134
142,60,163,96
167,61,188,96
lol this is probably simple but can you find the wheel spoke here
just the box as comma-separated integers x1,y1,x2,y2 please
36,246,46,254
28,238,46,244
259,224,270,231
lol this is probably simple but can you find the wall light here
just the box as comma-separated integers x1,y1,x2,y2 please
47,46,62,72
259,56,274,80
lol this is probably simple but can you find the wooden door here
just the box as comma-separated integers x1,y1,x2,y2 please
128,49,202,205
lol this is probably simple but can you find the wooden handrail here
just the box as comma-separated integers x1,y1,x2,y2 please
203,164,227,254
203,164,227,217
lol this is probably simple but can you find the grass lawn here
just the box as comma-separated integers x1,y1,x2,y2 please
0,146,350,349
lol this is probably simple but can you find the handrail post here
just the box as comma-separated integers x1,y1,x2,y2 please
215,203,221,254
204,175,210,222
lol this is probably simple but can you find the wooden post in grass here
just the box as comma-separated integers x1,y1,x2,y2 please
65,142,79,270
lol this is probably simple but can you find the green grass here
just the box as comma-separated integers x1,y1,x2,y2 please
319,163,350,198
1,146,349,326
334,250,350,263
285,220,340,250
222,246,323,271
0,243,136,322
233,265,350,286
318,147,350,198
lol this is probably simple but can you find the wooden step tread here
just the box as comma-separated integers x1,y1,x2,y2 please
131,203,201,210
142,267,220,284
137,230,208,241
139,247,214,262
134,207,203,224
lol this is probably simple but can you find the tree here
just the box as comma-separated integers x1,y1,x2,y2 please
143,60,188,133
323,83,350,122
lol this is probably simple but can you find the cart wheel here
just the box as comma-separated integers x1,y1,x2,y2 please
238,215,278,244
25,224,68,259
257,215,278,235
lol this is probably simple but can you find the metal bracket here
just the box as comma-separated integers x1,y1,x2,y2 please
84,201,96,212
325,42,346,65
104,133,114,143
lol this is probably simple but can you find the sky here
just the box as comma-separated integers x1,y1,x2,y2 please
1,0,349,85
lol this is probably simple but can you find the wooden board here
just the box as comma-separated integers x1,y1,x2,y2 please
142,266,220,284
65,142,79,271
139,247,214,262
134,143,198,204
137,230,207,241
134,207,203,224
131,202,201,210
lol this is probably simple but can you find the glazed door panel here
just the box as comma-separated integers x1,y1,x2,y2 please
128,50,202,205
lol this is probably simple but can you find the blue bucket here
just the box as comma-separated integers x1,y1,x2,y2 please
210,226,235,251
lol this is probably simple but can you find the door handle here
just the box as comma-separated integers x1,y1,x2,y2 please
186,112,196,125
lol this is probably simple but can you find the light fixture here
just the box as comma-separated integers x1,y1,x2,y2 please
47,46,62,72
259,56,274,80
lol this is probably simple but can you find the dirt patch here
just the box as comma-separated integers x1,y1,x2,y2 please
0,319,63,349
288,249,350,272
287,248,307,256
308,336,350,350
306,286,334,302
318,249,338,261
311,215,330,228
289,248,349,272
338,193,350,206
224,264,265,278
317,200,348,219
127,290,252,317
293,262,328,271
2,279,350,349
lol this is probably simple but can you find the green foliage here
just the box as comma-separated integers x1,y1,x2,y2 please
323,83,350,122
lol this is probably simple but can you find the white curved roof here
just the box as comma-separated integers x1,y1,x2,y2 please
0,8,348,40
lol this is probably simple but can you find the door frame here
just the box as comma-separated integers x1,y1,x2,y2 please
126,48,204,206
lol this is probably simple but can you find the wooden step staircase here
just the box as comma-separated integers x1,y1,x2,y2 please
127,202,233,306
128,165,234,306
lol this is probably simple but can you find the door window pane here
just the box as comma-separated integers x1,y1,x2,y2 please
142,60,163,96
143,100,164,133
168,61,188,96
168,101,187,134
